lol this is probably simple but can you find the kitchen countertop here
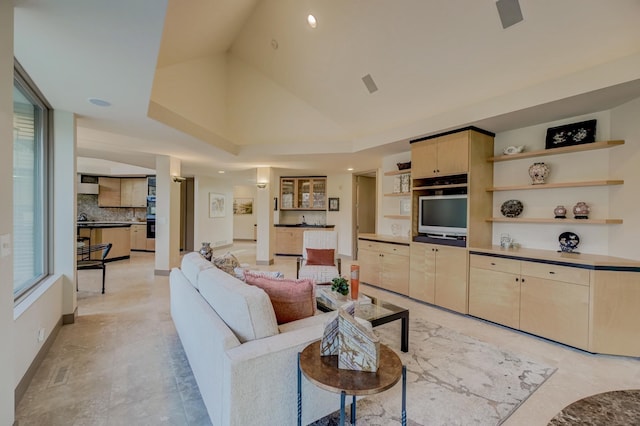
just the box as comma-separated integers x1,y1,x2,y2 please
274,224,335,228
77,221,145,228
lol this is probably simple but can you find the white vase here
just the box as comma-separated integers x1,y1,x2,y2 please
528,162,550,185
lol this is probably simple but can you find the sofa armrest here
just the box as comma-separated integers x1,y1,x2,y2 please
222,315,341,425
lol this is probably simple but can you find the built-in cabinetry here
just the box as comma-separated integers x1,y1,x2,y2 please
78,225,131,260
274,226,335,256
98,177,147,208
488,140,624,224
409,242,468,313
383,169,411,220
130,224,147,251
468,249,640,356
411,132,469,178
280,177,327,210
358,235,410,296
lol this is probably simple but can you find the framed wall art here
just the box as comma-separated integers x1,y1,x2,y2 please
233,198,253,215
209,193,225,218
328,197,340,212
545,119,596,149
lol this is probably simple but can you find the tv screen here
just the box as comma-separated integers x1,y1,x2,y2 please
418,194,467,236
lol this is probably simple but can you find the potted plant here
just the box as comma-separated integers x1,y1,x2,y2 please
331,276,349,298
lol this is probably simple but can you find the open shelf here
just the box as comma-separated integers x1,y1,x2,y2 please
487,217,623,224
488,140,624,162
384,192,411,197
487,180,624,192
384,215,411,220
384,169,411,176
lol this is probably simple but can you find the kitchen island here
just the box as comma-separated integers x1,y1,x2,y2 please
274,224,335,256
77,222,139,261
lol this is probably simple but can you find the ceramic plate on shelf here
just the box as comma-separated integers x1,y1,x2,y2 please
502,145,524,155
558,232,580,252
500,199,524,218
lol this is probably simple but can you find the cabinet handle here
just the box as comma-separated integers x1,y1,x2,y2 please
490,262,496,266
521,278,525,283
515,278,519,282
549,271,555,274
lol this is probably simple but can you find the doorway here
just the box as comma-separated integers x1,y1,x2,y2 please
353,173,376,259
180,177,195,252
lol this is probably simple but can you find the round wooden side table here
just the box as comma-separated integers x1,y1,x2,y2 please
298,340,406,426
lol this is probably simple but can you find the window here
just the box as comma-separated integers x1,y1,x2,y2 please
13,65,50,300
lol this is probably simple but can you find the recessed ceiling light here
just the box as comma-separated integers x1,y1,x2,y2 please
347,168,354,171
218,170,225,174
307,14,317,29
87,97,111,107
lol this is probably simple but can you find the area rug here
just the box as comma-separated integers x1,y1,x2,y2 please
548,389,640,425
310,317,556,426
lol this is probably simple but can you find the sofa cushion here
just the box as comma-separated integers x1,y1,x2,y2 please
233,267,284,282
244,273,317,325
197,267,279,343
306,248,335,266
181,252,215,290
212,251,241,275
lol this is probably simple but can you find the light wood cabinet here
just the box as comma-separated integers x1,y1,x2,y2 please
78,226,131,260
121,178,147,207
410,242,468,313
469,253,590,350
98,177,148,207
130,224,147,250
275,227,304,255
411,132,469,178
280,177,327,210
98,177,121,207
358,239,409,295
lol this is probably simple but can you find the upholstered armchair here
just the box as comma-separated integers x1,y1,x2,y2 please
296,230,341,284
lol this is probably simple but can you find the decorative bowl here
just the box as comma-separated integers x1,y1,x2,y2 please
500,200,524,218
502,145,524,155
559,232,580,253
397,161,411,170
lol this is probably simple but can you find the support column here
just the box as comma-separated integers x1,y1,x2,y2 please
256,167,274,265
155,156,182,275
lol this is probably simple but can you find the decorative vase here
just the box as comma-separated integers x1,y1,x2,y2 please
528,162,550,185
573,202,590,219
199,242,213,261
350,265,360,300
554,205,567,219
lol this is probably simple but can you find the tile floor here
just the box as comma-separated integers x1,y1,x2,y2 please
15,242,640,425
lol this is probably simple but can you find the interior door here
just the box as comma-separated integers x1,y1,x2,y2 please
354,174,376,260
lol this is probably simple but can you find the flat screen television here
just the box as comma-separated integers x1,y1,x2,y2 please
418,194,467,238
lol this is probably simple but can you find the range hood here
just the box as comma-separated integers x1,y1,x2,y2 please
77,174,99,194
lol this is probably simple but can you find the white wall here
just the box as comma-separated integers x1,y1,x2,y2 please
195,176,234,249
609,96,640,260
326,173,354,258
232,185,257,240
155,156,182,272
0,2,15,423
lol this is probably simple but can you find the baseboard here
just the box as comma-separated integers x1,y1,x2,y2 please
62,306,77,325
256,259,274,265
15,316,63,409
154,269,170,276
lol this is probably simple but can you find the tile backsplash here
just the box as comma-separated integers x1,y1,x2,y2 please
77,194,146,222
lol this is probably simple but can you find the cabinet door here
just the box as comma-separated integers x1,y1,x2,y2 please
381,252,409,295
275,228,300,255
410,140,438,178
121,178,147,207
409,243,435,303
358,248,381,287
436,133,469,176
98,177,121,207
297,179,311,209
434,246,468,314
520,276,589,349
469,267,520,328
280,179,295,209
311,178,326,209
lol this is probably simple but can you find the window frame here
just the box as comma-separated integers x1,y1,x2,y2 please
13,60,52,303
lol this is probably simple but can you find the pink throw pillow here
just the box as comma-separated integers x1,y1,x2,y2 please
306,248,335,266
244,273,316,324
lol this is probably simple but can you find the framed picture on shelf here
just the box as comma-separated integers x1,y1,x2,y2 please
545,119,596,149
328,197,339,211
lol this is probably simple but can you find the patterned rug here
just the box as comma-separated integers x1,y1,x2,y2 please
310,317,556,426
548,389,640,425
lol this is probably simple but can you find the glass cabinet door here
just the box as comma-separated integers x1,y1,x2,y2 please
297,179,311,209
312,179,326,209
281,178,295,209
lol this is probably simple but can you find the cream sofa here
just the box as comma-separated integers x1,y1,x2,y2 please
169,252,340,425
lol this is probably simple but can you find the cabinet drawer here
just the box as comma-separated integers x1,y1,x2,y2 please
380,243,409,257
358,240,385,252
521,261,590,286
470,255,520,274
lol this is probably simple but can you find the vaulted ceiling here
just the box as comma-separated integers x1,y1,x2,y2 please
13,0,640,178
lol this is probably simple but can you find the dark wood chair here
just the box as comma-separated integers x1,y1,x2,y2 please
77,243,112,294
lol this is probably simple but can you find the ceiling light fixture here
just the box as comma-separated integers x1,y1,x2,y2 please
172,176,186,183
307,14,317,29
218,170,225,174
347,168,354,171
87,97,111,107
256,182,267,189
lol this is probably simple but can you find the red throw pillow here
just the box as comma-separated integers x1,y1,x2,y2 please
244,273,317,325
306,248,335,266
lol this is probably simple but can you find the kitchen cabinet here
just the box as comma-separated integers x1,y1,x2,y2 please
358,238,409,296
410,242,468,313
280,177,326,210
78,225,131,260
274,226,334,256
130,224,147,251
98,177,121,207
120,178,147,207
411,132,469,178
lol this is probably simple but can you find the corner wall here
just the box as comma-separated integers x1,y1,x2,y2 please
194,176,234,249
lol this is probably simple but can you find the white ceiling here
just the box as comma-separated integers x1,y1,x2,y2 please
13,0,640,181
